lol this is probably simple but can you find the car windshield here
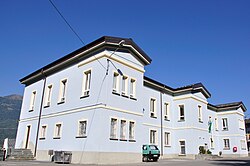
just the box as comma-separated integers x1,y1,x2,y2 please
149,145,158,150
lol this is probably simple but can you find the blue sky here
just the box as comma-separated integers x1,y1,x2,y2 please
0,0,249,116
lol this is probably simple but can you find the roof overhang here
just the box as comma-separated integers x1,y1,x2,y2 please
208,102,247,112
20,36,152,85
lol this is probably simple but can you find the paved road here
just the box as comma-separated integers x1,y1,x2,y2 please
1,158,250,166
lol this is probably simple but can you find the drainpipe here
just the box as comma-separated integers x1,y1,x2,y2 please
34,69,47,157
160,90,163,157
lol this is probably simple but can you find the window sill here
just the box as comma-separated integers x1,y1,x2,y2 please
119,139,127,141
29,109,34,112
121,94,129,98
80,94,89,99
178,154,186,156
199,121,203,123
39,137,46,140
53,137,61,139
57,101,65,105
44,105,50,108
109,138,118,141
150,116,157,119
164,119,170,121
222,129,228,131
76,136,87,138
129,139,136,142
164,145,171,147
130,96,137,101
112,91,120,96
223,148,230,150
178,120,185,122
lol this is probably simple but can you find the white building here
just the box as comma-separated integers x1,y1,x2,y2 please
15,36,248,164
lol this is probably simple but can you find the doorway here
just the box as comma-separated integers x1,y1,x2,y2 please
24,125,31,149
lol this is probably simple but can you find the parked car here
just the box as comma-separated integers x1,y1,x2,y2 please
142,145,160,162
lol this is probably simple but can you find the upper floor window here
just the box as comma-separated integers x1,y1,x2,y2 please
110,118,118,139
112,72,119,93
150,98,157,118
45,85,52,107
130,78,136,98
239,119,244,130
241,140,246,150
215,117,219,131
222,118,228,130
198,105,202,122
58,79,67,103
121,75,128,96
129,121,135,140
150,129,157,144
179,105,185,121
78,120,87,137
164,103,170,121
54,123,62,139
82,70,91,97
29,91,36,111
223,138,230,149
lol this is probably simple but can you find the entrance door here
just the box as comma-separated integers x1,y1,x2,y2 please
24,125,31,149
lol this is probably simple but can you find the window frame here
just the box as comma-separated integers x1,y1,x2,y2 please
130,78,136,99
179,104,185,121
112,72,120,94
164,102,170,121
39,124,47,140
149,129,158,145
121,75,129,96
223,138,230,150
120,119,127,140
76,119,87,138
44,84,53,107
129,121,135,141
29,91,37,111
58,79,67,104
110,117,118,140
198,105,202,122
179,140,186,155
164,131,171,147
222,118,228,131
150,98,157,118
215,117,219,131
81,69,91,98
54,122,62,139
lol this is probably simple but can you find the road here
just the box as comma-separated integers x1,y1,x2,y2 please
1,158,250,166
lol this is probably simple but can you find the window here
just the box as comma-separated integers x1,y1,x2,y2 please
223,139,230,149
210,137,214,148
179,141,186,155
215,117,219,131
59,79,67,103
179,105,185,121
112,72,119,93
45,85,52,107
164,132,171,146
150,129,157,144
130,78,136,98
29,91,36,111
82,70,91,97
222,118,228,130
150,98,157,118
239,119,244,130
164,103,170,120
198,105,202,122
54,123,62,138
120,120,126,140
129,121,135,140
40,125,47,139
78,120,87,137
121,76,128,96
110,118,118,139
241,140,246,150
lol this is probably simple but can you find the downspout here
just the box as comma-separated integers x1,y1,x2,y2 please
34,69,47,157
160,89,163,157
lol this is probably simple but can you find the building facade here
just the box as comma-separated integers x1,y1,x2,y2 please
245,119,250,152
15,36,248,164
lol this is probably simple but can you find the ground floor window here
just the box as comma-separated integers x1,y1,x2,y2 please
179,140,186,155
150,129,157,144
223,139,230,150
241,140,246,150
129,121,135,140
78,120,87,137
40,125,47,139
54,123,62,138
110,118,118,139
164,132,171,146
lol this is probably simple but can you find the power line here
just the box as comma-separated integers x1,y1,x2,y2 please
48,0,106,70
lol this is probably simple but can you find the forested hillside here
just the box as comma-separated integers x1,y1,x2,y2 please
0,95,22,146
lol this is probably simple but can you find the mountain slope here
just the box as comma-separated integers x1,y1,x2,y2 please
0,94,22,145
